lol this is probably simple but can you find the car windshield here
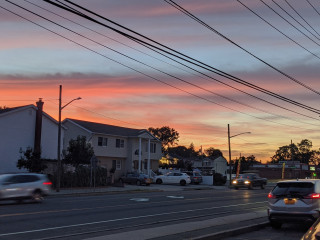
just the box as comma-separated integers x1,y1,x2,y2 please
272,182,314,197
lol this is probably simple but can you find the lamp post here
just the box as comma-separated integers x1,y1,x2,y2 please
56,85,81,192
228,124,251,186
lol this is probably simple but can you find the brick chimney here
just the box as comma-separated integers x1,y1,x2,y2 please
34,98,44,155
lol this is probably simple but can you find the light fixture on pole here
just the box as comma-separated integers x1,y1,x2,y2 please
56,85,81,192
228,124,251,186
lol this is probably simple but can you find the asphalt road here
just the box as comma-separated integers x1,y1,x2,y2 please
0,188,270,240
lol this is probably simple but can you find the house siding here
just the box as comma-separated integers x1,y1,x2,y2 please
0,106,61,173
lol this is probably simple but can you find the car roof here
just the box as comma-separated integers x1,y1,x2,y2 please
276,179,320,184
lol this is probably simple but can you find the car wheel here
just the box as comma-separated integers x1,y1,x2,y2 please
235,187,239,190
136,180,141,186
261,184,265,189
248,183,253,190
180,180,186,186
270,220,282,229
156,179,162,184
119,179,124,185
32,190,43,203
146,183,150,186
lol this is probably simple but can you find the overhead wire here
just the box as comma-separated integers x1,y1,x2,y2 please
283,0,320,38
271,0,320,42
40,0,320,115
164,0,320,95
259,0,320,46
18,0,320,123
237,0,320,63
1,1,317,130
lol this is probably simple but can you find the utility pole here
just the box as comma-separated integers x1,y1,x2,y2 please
228,124,232,186
57,85,62,192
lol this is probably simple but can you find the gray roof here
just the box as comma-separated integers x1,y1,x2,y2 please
66,118,148,137
0,105,30,115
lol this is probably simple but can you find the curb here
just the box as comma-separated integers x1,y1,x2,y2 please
192,221,269,240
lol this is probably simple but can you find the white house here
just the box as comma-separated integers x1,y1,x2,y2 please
0,99,62,173
192,156,228,176
63,118,163,180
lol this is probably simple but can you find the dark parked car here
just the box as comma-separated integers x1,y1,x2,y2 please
183,171,203,184
119,173,152,186
232,173,267,189
268,179,320,229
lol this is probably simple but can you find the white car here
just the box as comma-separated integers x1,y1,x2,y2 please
154,172,191,186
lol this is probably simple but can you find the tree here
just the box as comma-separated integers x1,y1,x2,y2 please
63,136,94,166
205,147,223,160
271,139,317,164
17,147,47,173
148,126,179,153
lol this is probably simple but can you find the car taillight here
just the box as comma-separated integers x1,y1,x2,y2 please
43,182,52,185
305,193,320,199
268,192,276,199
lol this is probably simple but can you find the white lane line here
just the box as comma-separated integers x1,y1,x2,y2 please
167,196,184,199
130,198,150,202
0,201,267,237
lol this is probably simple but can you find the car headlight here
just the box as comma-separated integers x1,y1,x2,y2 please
244,180,251,184
232,180,237,184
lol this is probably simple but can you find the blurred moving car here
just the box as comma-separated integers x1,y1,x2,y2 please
154,172,191,186
119,172,152,186
268,179,320,229
232,173,267,189
0,173,52,203
183,171,203,184
301,217,320,240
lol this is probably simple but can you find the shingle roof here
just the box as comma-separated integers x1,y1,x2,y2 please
66,118,147,137
0,105,30,115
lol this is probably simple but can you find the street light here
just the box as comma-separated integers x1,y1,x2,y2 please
56,85,81,192
228,124,251,185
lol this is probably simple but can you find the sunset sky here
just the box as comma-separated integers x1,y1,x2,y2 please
1,0,320,163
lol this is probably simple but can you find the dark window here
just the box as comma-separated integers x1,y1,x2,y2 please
272,182,314,196
116,139,124,148
98,137,103,146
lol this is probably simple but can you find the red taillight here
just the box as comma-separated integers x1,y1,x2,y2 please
43,182,52,185
268,192,276,199
305,193,320,199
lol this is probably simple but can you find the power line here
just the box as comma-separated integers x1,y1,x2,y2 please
17,0,320,122
164,0,320,96
2,2,317,130
40,0,320,115
237,0,320,62
259,0,320,46
283,0,320,38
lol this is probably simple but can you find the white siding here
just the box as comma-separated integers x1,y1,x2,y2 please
0,107,60,173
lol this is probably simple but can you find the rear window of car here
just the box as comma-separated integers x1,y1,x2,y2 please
272,182,314,196
194,172,201,176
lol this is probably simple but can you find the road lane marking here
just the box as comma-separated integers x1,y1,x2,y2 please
129,198,150,202
0,201,267,237
167,196,184,199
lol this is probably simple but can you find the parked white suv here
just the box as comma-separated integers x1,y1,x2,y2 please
0,173,52,203
154,172,191,186
268,179,320,229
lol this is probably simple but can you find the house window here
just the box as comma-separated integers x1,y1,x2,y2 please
145,142,156,153
112,159,121,170
116,139,124,148
151,143,156,153
98,137,108,146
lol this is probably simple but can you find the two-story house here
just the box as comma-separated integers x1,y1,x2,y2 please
0,99,62,173
63,119,162,180
192,156,228,176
